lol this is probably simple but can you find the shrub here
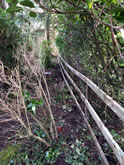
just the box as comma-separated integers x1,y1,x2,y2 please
0,9,23,69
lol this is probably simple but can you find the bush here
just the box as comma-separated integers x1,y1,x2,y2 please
0,9,23,69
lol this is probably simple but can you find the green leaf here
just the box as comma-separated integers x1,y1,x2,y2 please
6,6,23,13
75,14,80,21
29,11,37,17
20,0,35,8
76,148,81,155
56,0,62,5
27,102,36,114
25,90,30,96
27,102,34,109
119,63,124,67
32,105,36,112
37,99,43,105
111,130,120,140
86,0,94,9
102,0,111,4
113,14,124,23
34,130,41,137
6,0,18,5
110,7,124,14
110,7,124,23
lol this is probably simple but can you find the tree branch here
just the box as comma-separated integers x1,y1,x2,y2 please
34,0,91,15
93,14,124,29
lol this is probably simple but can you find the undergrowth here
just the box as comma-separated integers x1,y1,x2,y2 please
1,138,62,165
0,144,21,165
0,136,94,165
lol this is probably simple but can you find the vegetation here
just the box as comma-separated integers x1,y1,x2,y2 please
0,0,124,164
0,9,22,69
0,144,21,165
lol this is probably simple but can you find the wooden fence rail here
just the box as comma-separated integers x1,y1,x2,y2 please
59,55,124,121
58,56,124,165
60,61,109,165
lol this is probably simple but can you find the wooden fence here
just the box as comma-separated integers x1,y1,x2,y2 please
58,55,124,165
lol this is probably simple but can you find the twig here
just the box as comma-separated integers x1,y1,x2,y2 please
23,53,58,139
93,14,124,29
34,0,91,15
117,0,124,9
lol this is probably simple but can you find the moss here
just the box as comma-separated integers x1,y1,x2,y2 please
0,144,20,165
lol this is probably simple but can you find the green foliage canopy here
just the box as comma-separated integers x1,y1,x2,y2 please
3,0,124,26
